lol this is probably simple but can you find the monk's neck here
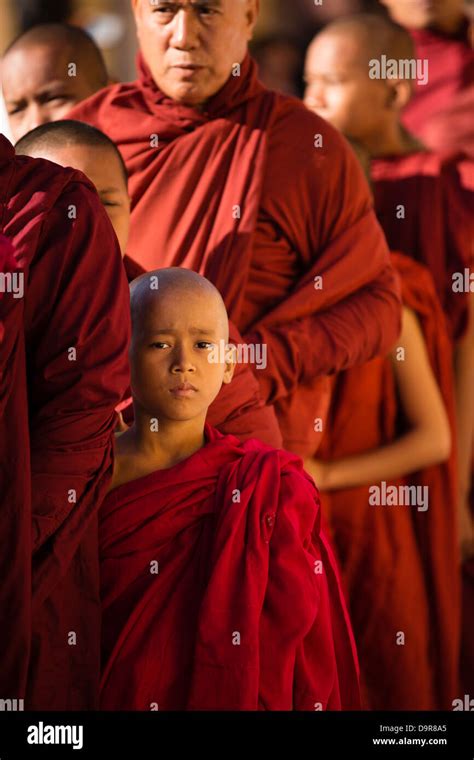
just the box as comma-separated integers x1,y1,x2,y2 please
363,123,425,159
130,409,206,469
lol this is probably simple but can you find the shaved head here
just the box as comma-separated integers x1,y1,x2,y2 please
3,23,108,86
309,13,415,66
304,14,416,148
2,23,108,141
15,119,128,185
130,268,229,342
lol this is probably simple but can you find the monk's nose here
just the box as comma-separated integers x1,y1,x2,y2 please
23,103,52,136
304,82,326,110
170,9,199,50
171,346,196,373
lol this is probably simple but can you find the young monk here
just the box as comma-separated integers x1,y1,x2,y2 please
380,0,474,155
98,266,360,711
15,119,283,447
303,139,460,710
1,23,108,142
304,11,474,632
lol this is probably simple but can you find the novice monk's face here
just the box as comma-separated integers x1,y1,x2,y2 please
23,143,130,255
130,285,234,423
132,0,259,107
2,44,101,142
304,34,390,142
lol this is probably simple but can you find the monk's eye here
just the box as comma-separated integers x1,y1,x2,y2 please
152,3,177,16
44,95,71,107
196,342,214,349
196,6,218,16
150,342,170,349
7,104,25,116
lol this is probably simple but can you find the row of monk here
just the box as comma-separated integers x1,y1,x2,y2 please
0,0,473,711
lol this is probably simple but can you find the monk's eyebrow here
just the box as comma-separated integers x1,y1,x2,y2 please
148,328,218,336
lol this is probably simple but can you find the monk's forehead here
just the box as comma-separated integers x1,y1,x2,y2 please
2,43,84,90
309,27,376,65
132,279,228,335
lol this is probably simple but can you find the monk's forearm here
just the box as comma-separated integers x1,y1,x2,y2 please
321,429,450,491
246,264,401,404
454,294,474,499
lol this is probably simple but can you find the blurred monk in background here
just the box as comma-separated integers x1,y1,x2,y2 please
379,0,474,156
1,23,109,141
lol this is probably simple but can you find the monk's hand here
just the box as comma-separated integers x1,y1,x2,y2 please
115,411,129,436
459,497,474,562
304,457,331,491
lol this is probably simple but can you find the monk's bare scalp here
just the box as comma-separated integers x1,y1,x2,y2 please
130,268,229,339
15,119,129,186
2,23,108,89
315,13,415,64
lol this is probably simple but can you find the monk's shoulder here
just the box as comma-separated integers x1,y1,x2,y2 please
268,92,350,161
2,149,103,262
68,80,150,133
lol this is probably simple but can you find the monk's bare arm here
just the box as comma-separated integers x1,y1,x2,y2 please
306,307,451,490
453,293,474,558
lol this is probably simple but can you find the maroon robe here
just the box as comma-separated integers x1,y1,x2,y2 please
0,134,130,709
100,424,360,710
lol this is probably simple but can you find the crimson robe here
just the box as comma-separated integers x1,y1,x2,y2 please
99,423,360,710
371,151,473,341
122,258,282,447
318,253,460,710
69,53,401,457
0,235,30,701
0,134,130,709
402,20,474,156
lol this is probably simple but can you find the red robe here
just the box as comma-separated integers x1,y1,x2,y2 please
122,258,282,447
0,134,131,709
318,253,460,710
99,424,360,710
402,20,474,156
69,53,401,456
371,151,473,341
0,235,30,702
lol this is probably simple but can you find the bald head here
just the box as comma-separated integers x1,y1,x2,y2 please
304,14,416,146
2,23,108,142
308,13,414,67
130,268,229,342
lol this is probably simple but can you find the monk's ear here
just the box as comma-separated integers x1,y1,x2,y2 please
244,0,260,40
222,344,236,385
386,79,412,111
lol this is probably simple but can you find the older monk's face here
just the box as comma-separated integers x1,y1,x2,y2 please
132,0,259,107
